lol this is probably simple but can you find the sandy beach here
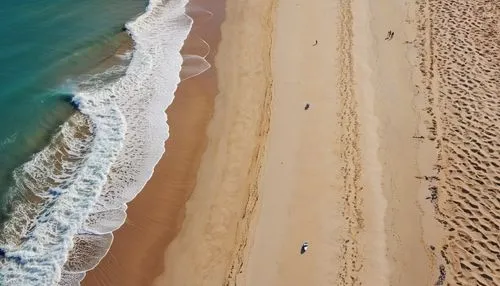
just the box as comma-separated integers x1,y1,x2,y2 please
84,0,499,284
153,0,427,284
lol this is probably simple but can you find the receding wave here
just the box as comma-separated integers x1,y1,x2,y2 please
0,0,197,284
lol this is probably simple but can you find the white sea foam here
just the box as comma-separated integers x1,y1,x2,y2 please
0,0,194,284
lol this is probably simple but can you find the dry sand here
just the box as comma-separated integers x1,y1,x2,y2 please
154,0,430,285
415,0,500,284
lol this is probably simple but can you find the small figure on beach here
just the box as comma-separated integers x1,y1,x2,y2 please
300,242,309,254
385,30,394,40
304,103,310,110
313,40,318,46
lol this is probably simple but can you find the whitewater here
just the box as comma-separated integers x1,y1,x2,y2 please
0,0,199,284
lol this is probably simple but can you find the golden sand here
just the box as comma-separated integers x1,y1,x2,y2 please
153,0,499,284
86,0,499,284
416,0,500,284
155,0,418,284
153,0,275,284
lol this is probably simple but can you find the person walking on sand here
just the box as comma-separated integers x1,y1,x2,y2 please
300,241,309,254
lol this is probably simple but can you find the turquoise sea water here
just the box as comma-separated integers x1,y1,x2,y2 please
0,0,146,222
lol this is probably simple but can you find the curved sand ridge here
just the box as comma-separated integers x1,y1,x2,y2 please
417,0,500,284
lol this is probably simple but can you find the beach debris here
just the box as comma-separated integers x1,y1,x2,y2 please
300,241,309,254
436,265,446,285
385,30,395,40
304,103,310,110
425,186,438,202
313,40,318,46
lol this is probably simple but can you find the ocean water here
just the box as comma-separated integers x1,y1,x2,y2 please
0,0,146,222
0,0,196,284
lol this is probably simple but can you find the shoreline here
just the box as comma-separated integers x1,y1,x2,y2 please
153,0,276,284
82,0,225,284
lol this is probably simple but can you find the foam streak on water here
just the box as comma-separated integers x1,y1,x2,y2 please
0,0,192,284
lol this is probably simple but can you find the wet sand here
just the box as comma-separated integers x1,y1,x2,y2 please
153,0,275,284
82,0,225,285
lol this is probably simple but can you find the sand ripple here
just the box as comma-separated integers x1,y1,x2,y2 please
417,0,500,284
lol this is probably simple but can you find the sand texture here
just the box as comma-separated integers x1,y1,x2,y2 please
87,0,500,284
244,0,389,284
155,0,499,284
416,0,500,284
